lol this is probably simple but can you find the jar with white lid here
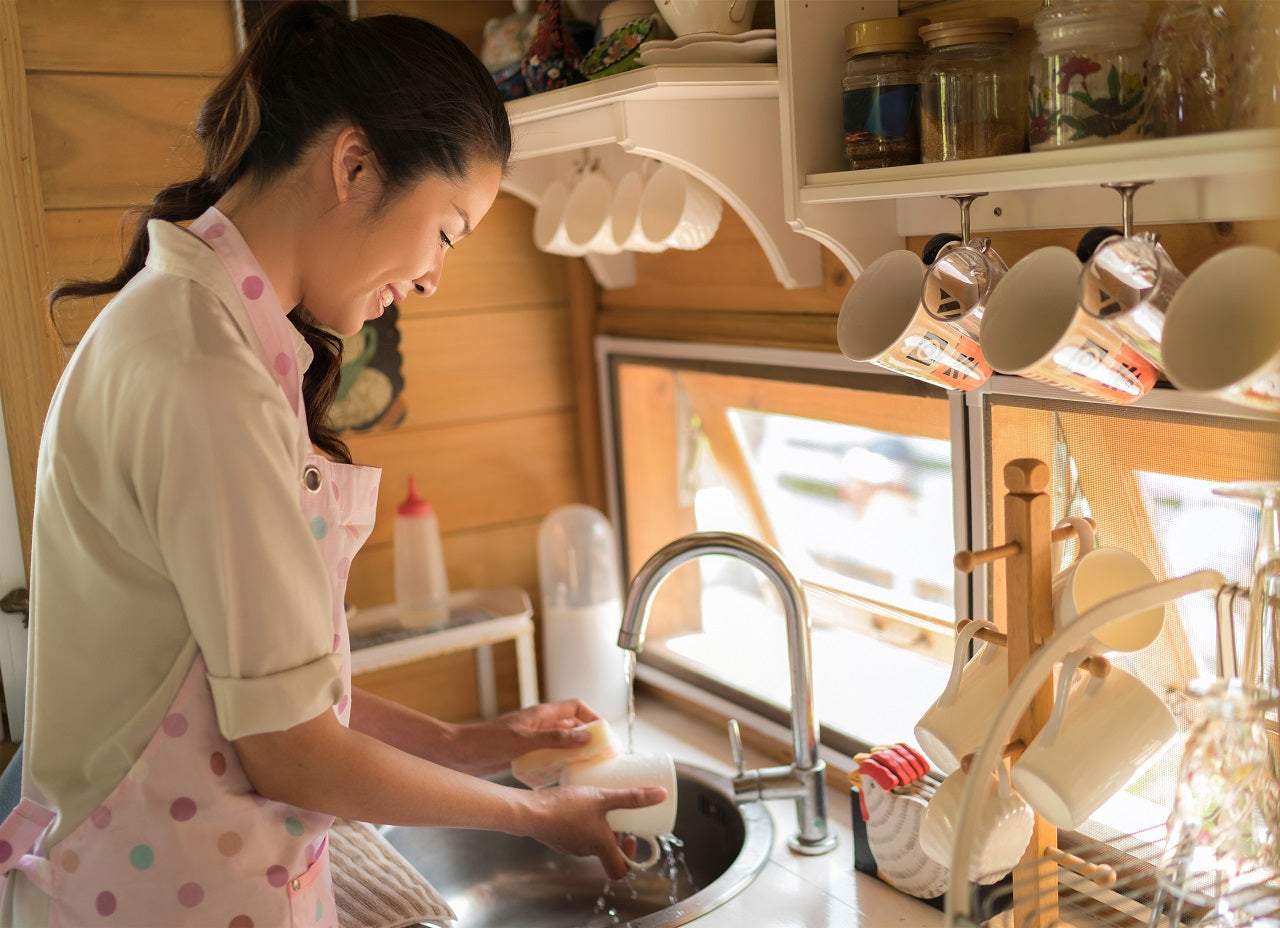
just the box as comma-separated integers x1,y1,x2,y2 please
1029,0,1148,150
841,16,927,170
918,17,1027,163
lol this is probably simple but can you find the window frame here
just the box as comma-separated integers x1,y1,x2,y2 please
597,336,1278,755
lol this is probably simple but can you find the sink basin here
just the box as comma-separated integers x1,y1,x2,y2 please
380,762,774,927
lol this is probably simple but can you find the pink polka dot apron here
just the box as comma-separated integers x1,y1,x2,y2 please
0,207,381,927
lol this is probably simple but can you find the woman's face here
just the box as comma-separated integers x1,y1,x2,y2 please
301,149,503,336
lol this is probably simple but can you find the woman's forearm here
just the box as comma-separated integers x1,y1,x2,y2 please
347,687,463,767
235,708,523,829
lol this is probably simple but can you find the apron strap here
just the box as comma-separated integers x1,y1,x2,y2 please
0,798,55,892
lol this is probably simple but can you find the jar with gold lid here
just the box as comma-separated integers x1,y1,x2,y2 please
841,17,927,170
918,17,1027,162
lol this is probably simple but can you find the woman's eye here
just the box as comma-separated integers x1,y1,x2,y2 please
439,230,454,249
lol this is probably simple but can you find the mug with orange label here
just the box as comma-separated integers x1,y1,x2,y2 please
979,246,1159,403
838,250,992,392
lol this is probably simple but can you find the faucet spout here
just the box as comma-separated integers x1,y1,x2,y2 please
618,531,838,855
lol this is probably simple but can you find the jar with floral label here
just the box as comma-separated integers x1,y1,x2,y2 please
919,18,1027,163
1028,0,1148,150
841,16,927,170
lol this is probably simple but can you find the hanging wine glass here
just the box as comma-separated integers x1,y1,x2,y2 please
1214,481,1280,704
1155,678,1280,927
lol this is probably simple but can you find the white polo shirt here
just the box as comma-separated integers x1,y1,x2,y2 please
24,220,343,847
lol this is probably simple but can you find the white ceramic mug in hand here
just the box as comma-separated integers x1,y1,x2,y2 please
914,620,1008,775
564,170,623,256
1012,649,1178,830
656,0,757,35
561,751,677,869
638,164,723,251
918,762,1034,884
533,179,585,257
838,250,991,392
611,169,666,253
1160,244,1280,411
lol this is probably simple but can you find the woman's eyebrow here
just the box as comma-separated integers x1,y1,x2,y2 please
452,203,473,240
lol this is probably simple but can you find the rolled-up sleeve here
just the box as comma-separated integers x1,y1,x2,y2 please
130,350,341,740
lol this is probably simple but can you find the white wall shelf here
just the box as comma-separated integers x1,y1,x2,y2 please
776,0,1280,275
499,64,824,291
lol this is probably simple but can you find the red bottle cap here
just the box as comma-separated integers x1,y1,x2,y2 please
397,475,434,516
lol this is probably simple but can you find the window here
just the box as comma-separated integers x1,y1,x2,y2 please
604,343,964,753
602,338,1280,846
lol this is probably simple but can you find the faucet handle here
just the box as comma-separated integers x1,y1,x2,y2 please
727,719,746,777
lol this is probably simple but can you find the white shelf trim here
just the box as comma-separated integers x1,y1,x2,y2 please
500,64,823,290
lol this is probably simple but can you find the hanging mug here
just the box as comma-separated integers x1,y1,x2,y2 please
838,250,991,392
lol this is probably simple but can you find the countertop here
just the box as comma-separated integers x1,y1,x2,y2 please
629,694,946,928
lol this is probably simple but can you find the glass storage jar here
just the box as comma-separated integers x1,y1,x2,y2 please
1028,0,1148,150
919,17,1027,163
1147,1,1234,138
841,16,927,170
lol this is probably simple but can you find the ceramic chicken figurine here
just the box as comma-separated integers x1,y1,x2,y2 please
853,743,950,900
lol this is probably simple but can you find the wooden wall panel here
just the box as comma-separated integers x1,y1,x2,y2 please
29,72,211,210
17,0,235,76
345,410,581,546
394,307,574,428
602,207,850,315
345,520,543,611
356,0,514,56
353,642,520,723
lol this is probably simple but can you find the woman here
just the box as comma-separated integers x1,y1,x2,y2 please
0,4,662,925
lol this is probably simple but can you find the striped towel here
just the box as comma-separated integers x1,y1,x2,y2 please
329,818,456,928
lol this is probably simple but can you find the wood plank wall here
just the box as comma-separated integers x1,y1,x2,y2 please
11,0,582,722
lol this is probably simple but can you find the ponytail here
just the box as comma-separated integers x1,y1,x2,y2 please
49,1,510,463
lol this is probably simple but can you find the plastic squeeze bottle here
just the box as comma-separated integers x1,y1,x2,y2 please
394,476,450,629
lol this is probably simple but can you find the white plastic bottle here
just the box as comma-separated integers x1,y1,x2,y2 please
537,504,628,726
394,475,450,630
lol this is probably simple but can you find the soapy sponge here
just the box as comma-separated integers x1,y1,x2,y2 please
511,719,620,788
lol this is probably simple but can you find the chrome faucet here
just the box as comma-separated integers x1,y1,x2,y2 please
617,531,838,855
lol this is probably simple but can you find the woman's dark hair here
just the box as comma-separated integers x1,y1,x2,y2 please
50,1,512,462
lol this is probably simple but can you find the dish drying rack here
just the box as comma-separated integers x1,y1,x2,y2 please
941,458,1275,928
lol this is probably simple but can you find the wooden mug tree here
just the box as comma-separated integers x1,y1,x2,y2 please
953,458,1115,928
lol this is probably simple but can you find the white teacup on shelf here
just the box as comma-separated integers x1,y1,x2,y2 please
637,164,722,252
563,169,622,256
656,0,757,36
533,179,584,257
611,167,666,253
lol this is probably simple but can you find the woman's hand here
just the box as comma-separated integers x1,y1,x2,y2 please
521,783,667,880
446,699,604,775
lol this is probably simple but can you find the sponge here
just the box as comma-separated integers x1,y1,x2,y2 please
511,719,620,788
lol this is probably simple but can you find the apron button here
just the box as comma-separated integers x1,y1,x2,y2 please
302,465,323,493
291,879,302,892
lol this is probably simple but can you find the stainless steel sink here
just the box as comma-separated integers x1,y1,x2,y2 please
380,762,774,927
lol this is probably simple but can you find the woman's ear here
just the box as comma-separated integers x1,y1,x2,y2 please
331,126,376,204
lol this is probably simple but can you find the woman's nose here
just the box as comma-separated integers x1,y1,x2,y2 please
413,264,442,299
